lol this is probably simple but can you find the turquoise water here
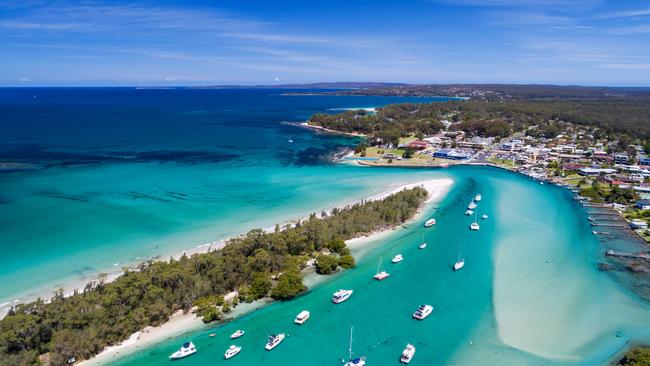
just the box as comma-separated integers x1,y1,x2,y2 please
0,88,453,311
110,166,650,366
3,89,650,364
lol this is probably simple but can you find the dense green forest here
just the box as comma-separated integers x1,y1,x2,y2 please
0,187,428,366
308,97,650,143
322,83,650,101
618,347,650,366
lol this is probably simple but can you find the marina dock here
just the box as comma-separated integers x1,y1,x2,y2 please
605,250,650,260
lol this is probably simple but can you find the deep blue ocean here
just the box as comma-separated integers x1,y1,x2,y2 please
0,88,450,167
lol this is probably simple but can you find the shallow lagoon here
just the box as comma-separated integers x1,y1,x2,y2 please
110,166,650,366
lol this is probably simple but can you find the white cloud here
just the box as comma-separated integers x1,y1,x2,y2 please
435,0,602,9
487,10,575,25
0,21,83,30
596,8,650,19
598,63,650,70
608,24,650,35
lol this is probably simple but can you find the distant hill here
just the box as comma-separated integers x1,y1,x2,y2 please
190,82,409,90
314,83,650,100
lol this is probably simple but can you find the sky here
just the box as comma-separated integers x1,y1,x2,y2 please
1,0,650,86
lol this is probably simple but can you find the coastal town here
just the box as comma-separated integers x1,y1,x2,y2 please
308,108,650,243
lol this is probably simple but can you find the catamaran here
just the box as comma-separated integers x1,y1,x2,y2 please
454,240,465,271
230,330,245,339
264,333,285,350
169,342,197,359
294,310,310,325
465,209,473,216
474,194,482,202
468,202,477,210
224,345,241,359
332,289,353,304
412,304,433,320
373,256,390,280
424,218,436,227
400,343,416,364
392,254,404,263
470,212,480,231
344,327,366,366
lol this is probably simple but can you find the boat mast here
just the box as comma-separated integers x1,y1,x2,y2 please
348,326,353,361
457,239,461,261
376,256,382,274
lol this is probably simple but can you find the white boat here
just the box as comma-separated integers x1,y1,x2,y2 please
373,256,390,280
470,212,480,231
224,345,241,359
454,259,465,271
412,304,433,320
424,218,436,227
400,343,416,364
294,310,310,325
418,231,427,249
482,214,488,220
474,194,482,202
468,202,477,210
344,327,366,366
230,329,245,339
465,209,473,216
288,135,293,143
454,240,465,271
332,289,353,304
264,333,285,350
169,342,197,360
392,254,404,263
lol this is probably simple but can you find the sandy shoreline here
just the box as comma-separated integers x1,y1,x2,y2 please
299,122,367,137
74,178,453,365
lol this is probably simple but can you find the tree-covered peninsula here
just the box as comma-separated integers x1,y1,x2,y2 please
0,187,428,366
308,97,650,144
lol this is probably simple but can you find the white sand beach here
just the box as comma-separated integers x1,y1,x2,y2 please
74,178,453,365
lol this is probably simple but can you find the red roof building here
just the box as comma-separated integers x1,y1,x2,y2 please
408,140,429,150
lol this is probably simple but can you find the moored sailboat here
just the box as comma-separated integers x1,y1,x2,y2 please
344,326,366,366
373,256,390,280
470,212,480,231
454,239,465,271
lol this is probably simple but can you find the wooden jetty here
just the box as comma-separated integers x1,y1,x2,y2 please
591,223,628,228
606,250,650,260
